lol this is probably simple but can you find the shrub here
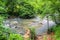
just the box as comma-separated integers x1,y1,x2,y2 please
50,25,60,40
0,25,10,40
8,34,23,40
18,2,35,19
29,27,36,40
7,1,36,19
0,0,7,13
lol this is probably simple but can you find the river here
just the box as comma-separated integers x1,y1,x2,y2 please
3,16,56,35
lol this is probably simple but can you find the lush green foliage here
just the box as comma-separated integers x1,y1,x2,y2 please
29,27,36,40
8,34,23,40
52,25,60,40
0,0,60,40
0,0,60,19
0,16,10,40
5,0,36,18
18,2,35,18
0,0,8,13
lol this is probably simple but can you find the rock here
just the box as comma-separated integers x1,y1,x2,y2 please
5,24,10,27
10,21,18,24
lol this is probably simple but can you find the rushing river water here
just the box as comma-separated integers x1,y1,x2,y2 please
3,17,56,35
